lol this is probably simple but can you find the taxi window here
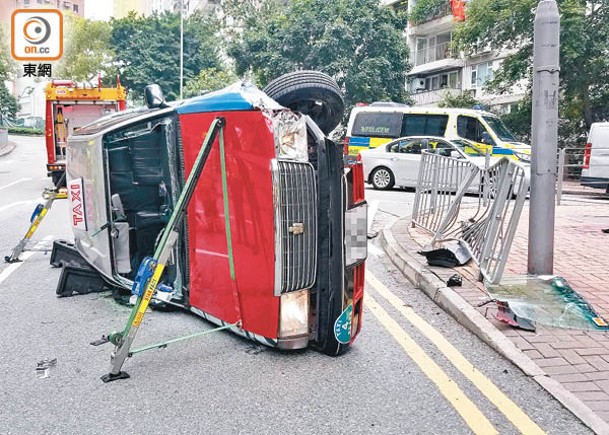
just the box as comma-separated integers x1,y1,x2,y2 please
352,113,402,138
401,114,448,136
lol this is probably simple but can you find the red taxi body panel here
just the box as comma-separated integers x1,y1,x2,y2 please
180,111,279,339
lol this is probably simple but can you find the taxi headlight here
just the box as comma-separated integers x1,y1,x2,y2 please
278,289,309,338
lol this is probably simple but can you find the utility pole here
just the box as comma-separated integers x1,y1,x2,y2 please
179,0,184,100
528,0,560,275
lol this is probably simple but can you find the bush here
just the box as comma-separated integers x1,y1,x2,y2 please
7,127,44,136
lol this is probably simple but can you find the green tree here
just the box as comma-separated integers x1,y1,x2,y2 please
225,0,410,114
0,28,18,122
111,11,225,101
409,0,451,24
453,0,609,143
184,68,239,98
437,90,482,108
56,14,117,83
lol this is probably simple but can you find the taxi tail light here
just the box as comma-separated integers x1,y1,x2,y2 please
344,137,350,156
583,143,592,169
351,162,365,203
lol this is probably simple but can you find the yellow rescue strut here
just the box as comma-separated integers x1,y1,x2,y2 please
4,175,67,263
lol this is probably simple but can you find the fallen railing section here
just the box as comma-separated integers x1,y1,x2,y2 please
412,151,530,284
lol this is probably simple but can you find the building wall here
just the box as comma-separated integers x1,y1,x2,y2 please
402,0,524,112
0,0,85,26
113,0,147,18
116,0,221,17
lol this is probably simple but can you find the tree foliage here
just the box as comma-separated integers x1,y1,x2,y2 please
409,0,451,24
437,90,482,108
0,28,18,122
111,11,224,101
453,0,609,143
184,68,239,98
56,14,116,83
225,0,411,113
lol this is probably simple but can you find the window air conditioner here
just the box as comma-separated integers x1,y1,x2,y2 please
414,78,426,91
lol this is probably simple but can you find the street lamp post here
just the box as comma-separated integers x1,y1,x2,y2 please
528,0,560,276
179,0,184,100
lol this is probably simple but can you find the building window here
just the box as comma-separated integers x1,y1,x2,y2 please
73,3,79,12
415,32,452,66
471,62,493,88
23,0,30,5
417,70,461,92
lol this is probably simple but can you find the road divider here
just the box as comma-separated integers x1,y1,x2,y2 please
366,271,545,435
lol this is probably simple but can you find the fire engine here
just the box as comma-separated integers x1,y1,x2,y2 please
45,78,127,186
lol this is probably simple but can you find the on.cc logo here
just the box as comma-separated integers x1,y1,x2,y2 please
23,16,51,45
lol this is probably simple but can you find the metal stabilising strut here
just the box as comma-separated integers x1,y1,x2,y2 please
5,173,67,263
98,117,225,382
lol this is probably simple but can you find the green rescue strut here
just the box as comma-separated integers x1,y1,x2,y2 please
99,117,225,383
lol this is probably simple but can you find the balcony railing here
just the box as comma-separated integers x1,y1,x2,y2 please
415,41,452,66
411,87,461,106
410,1,452,25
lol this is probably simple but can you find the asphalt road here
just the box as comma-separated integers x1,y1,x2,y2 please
0,135,591,434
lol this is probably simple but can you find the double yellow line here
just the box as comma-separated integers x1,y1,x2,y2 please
365,272,545,435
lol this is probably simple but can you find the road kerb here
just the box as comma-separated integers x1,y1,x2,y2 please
379,219,609,435
0,141,16,157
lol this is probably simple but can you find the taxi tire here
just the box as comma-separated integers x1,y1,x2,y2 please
371,167,395,190
263,70,344,135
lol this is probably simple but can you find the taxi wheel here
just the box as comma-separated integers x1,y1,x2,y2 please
371,167,395,190
263,70,344,135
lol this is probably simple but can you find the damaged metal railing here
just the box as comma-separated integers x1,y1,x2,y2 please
556,146,609,204
412,151,530,284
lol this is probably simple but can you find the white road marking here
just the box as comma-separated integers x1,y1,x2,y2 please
368,243,384,257
0,236,54,286
0,199,40,214
0,178,32,191
367,200,379,232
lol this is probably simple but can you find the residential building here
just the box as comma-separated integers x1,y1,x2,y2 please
114,0,221,17
113,0,147,18
386,0,525,113
0,0,85,25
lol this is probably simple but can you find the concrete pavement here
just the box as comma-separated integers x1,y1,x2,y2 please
381,198,609,434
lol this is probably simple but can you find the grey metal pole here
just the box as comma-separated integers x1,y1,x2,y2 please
179,0,184,100
528,0,560,275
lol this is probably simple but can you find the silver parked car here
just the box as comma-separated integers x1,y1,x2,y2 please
360,136,491,190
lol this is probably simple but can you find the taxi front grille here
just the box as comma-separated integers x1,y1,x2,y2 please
272,160,318,295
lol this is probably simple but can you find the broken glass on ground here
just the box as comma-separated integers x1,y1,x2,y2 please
487,275,609,332
36,358,57,379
